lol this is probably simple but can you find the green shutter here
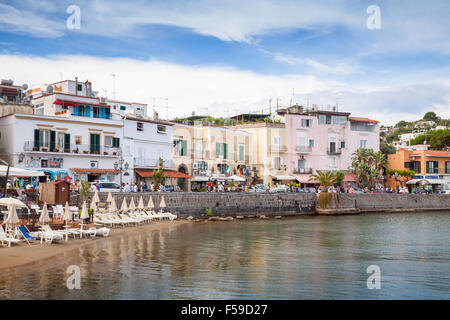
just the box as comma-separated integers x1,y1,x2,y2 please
223,143,228,159
64,133,70,151
182,140,187,156
216,142,220,158
34,129,40,149
50,131,56,151
113,137,120,148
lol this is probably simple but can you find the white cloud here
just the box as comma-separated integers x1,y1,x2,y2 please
1,53,449,126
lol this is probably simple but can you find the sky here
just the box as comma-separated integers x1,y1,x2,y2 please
1,0,450,125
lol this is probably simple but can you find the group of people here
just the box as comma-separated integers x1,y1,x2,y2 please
205,182,248,192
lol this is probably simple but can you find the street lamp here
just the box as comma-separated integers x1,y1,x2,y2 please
114,156,129,192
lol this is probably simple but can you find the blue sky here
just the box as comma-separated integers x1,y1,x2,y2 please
1,0,450,124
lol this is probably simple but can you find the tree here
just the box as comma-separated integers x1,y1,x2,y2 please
410,129,450,150
380,141,396,155
151,157,166,191
350,148,387,189
309,170,337,191
334,171,344,187
395,120,408,128
423,111,438,122
79,180,90,202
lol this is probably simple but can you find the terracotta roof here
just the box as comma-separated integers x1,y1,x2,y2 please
70,168,119,173
135,169,191,178
348,117,379,123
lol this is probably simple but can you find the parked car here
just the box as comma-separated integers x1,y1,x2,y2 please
96,182,122,192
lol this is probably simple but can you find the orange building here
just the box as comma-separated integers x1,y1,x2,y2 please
387,145,450,192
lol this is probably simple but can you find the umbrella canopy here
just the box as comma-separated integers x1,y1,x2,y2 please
90,199,98,212
129,197,136,211
0,165,45,177
106,192,113,203
63,201,71,221
38,203,50,225
0,197,28,208
138,196,145,211
120,198,128,212
80,201,89,219
147,197,154,210
109,197,118,212
92,191,100,203
159,196,166,209
3,204,20,225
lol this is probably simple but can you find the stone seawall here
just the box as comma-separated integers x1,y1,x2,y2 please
70,192,317,218
70,192,450,217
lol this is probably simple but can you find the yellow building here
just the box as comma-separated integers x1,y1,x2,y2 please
171,123,252,191
228,122,294,186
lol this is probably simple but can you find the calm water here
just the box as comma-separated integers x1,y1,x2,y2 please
0,212,449,299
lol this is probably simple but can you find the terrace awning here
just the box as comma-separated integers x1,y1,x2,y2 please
271,174,296,181
53,100,79,107
191,176,210,182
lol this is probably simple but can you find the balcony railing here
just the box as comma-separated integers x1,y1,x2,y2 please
294,168,313,174
134,158,172,168
24,141,120,156
327,147,342,155
271,164,287,171
70,112,112,120
296,145,312,153
271,145,287,153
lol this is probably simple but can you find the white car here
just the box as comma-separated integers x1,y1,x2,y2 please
96,182,122,192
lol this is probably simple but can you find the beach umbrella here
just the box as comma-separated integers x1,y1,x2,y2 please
129,197,136,212
138,196,145,211
92,190,100,203
109,197,118,213
38,203,50,225
80,201,89,220
159,196,166,209
120,198,128,213
90,199,98,212
0,197,27,208
3,204,20,226
147,197,154,210
106,192,113,203
63,201,71,241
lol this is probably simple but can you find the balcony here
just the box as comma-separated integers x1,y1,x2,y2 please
271,145,287,153
134,158,172,169
296,145,312,153
271,164,287,171
24,141,120,156
70,112,112,120
293,168,313,174
327,147,341,155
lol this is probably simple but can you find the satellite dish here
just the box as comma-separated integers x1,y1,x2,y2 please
46,86,54,94
22,84,28,91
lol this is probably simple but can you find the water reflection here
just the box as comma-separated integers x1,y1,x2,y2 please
0,212,449,299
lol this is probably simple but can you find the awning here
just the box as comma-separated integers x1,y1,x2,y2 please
53,99,110,107
294,174,317,183
271,174,296,181
229,175,246,182
71,168,119,174
0,165,46,177
135,169,191,179
191,176,210,182
343,173,357,182
53,100,79,107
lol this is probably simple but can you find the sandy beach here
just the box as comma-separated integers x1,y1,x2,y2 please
0,220,190,271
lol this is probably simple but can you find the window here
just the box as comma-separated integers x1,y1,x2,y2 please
174,139,187,156
298,159,306,173
446,161,450,174
137,122,144,132
105,136,113,147
329,133,338,153
112,137,120,148
301,119,312,127
331,116,347,125
340,141,346,148
215,142,228,159
77,84,82,91
309,139,315,148
328,156,337,169
35,103,44,115
75,136,82,145
57,132,65,151
297,130,307,149
239,144,244,161
120,105,126,111
157,125,166,134
34,129,51,150
426,161,439,174
359,140,368,148
273,136,281,147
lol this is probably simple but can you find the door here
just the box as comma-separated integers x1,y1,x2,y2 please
90,133,100,154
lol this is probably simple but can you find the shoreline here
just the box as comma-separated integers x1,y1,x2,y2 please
0,220,190,271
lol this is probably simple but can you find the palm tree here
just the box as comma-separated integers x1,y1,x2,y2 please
374,151,388,189
309,170,337,191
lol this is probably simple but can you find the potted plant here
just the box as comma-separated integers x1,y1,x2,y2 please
113,152,117,155
32,147,38,151
103,151,108,155
83,150,89,154
41,148,47,152
93,151,99,155
73,149,78,153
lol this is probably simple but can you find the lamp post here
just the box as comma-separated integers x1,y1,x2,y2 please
114,156,129,192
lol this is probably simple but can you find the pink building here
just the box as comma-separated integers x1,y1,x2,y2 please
285,109,379,184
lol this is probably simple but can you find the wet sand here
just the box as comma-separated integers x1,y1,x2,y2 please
0,220,190,271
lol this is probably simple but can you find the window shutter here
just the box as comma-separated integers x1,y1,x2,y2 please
182,140,187,156
64,133,70,151
216,142,220,158
34,129,40,148
85,105,90,117
100,107,106,119
113,137,120,148
50,131,56,151
73,106,78,116
224,143,228,159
